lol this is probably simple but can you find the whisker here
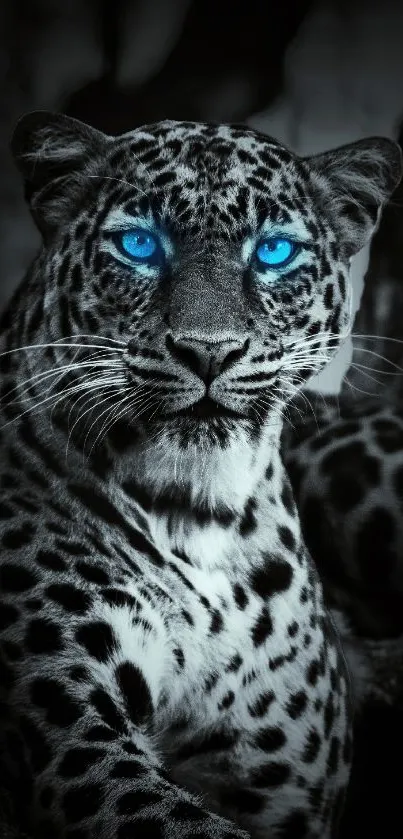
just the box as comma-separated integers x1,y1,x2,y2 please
87,382,161,455
4,354,124,403
67,384,128,459
350,333,403,346
349,361,403,377
54,333,125,346
86,385,148,455
347,346,403,372
85,173,150,199
1,367,126,430
347,364,386,389
343,374,383,399
50,376,125,423
0,341,125,360
64,371,127,423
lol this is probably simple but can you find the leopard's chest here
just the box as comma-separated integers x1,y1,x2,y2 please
154,584,350,810
151,551,342,726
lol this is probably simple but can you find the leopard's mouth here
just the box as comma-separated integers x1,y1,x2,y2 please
170,396,245,421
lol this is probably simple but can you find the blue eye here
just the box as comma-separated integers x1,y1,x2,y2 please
120,229,158,262
256,237,298,268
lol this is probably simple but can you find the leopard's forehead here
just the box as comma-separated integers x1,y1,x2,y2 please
101,121,313,239
110,120,304,185
121,120,289,154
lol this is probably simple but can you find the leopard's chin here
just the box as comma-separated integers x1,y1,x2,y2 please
142,413,240,450
131,396,247,446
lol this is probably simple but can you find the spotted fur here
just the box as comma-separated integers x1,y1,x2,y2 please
0,111,401,838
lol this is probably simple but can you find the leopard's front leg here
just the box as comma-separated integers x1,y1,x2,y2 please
0,557,250,839
170,609,352,839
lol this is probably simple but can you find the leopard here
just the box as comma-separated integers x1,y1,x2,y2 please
0,110,401,839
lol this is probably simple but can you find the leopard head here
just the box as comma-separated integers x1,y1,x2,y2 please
8,111,401,508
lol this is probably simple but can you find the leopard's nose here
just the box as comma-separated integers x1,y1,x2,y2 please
166,333,249,385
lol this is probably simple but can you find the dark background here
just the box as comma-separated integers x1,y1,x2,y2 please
1,1,403,836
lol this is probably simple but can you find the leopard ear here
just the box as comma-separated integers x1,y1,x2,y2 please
11,111,108,235
306,137,402,256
